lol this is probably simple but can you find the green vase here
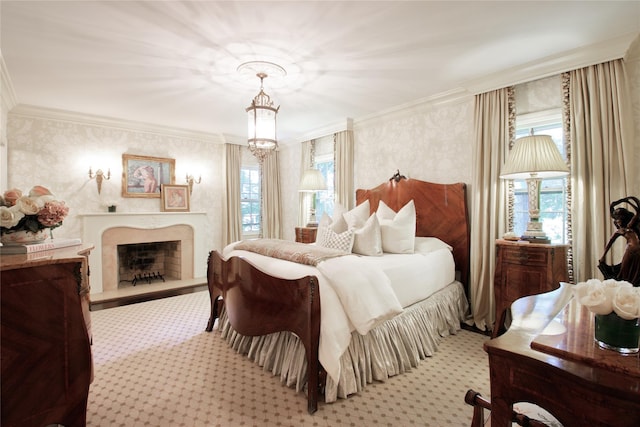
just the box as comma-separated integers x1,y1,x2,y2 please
594,312,640,354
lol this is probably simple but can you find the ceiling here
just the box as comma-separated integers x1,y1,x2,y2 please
2,1,639,143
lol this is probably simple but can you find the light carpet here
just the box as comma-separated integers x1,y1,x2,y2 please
86,290,494,426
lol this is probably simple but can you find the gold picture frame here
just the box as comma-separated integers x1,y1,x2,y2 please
122,154,175,198
160,184,190,212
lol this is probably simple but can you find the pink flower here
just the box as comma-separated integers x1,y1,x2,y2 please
3,189,22,206
37,200,69,227
29,185,53,197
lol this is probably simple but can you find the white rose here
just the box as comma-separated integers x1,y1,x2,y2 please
612,287,640,320
15,196,40,215
0,205,25,228
575,279,613,315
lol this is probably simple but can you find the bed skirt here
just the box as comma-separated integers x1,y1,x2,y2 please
216,280,469,403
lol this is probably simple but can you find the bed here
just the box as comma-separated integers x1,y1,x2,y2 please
206,178,470,414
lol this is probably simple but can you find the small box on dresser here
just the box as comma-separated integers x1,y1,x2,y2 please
492,239,569,338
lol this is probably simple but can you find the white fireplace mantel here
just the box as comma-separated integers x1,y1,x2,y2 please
79,212,208,293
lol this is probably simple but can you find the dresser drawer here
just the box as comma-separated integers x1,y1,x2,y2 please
502,246,549,265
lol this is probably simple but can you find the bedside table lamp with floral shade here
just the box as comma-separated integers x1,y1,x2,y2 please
0,186,69,245
299,168,327,227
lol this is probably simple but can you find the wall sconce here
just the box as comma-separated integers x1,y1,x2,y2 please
88,167,111,194
186,174,202,195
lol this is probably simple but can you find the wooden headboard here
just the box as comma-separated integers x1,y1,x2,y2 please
355,178,470,288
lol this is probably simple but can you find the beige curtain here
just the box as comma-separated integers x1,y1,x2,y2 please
469,87,515,331
566,59,635,282
298,140,313,226
335,130,355,210
222,144,242,246
262,150,283,239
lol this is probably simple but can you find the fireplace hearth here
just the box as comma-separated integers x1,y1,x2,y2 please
117,241,179,287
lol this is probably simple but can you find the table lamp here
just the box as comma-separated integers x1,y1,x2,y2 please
500,134,569,243
299,169,327,227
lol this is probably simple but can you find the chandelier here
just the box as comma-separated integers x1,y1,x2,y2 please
246,71,280,161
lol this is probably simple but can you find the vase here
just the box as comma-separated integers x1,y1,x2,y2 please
0,228,49,245
594,312,640,354
108,205,117,213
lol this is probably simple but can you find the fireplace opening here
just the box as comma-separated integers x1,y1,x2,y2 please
117,241,181,287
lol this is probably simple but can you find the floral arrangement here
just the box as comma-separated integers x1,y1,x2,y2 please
574,278,640,320
0,186,69,235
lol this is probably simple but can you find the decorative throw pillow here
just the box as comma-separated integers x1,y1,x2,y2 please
376,200,416,254
316,227,355,253
352,213,383,256
343,200,370,229
329,203,348,233
315,203,348,244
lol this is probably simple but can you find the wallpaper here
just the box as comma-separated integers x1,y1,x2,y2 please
5,115,224,253
354,99,475,190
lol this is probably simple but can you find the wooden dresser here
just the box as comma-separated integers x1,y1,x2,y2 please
493,239,568,338
1,245,94,427
484,283,640,426
295,226,318,243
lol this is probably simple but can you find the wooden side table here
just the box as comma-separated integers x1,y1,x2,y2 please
492,239,568,338
295,227,318,243
485,283,640,426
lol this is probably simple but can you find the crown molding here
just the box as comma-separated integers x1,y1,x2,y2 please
288,118,354,145
9,104,225,143
465,32,639,95
354,87,472,127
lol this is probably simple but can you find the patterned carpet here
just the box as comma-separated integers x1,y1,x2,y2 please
86,290,494,426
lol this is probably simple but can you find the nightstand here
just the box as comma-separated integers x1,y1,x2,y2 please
492,239,569,338
295,227,318,243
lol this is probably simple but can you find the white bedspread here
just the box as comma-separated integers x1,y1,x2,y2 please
221,242,453,383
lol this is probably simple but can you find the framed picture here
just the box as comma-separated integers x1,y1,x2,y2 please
160,184,190,212
122,154,175,198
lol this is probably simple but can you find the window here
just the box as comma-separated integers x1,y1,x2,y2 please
514,110,567,244
313,136,335,219
240,165,261,237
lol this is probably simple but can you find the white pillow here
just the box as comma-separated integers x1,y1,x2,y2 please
376,200,416,254
316,203,349,245
352,214,383,256
414,237,453,254
316,227,355,253
329,203,348,233
343,200,370,229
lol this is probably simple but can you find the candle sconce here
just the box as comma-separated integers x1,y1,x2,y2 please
89,167,111,194
186,174,202,195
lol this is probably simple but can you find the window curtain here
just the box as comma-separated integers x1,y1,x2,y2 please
335,130,355,210
222,144,242,246
261,150,283,239
469,87,515,331
298,140,313,226
564,59,635,282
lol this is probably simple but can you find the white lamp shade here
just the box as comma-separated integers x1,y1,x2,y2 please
500,135,569,180
299,169,327,192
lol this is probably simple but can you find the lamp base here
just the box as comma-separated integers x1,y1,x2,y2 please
520,218,550,244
